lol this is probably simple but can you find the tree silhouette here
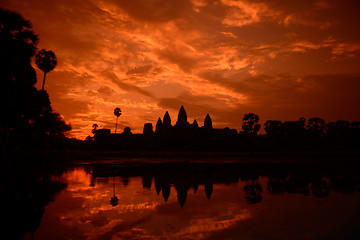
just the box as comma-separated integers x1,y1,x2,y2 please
242,113,260,135
35,49,57,90
307,117,326,138
0,8,38,86
92,124,98,135
327,120,350,138
0,9,70,150
113,107,121,134
264,120,282,138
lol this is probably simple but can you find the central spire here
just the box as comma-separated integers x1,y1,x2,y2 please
176,105,188,127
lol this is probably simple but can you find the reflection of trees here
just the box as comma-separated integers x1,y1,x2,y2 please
311,179,330,198
244,179,263,204
142,175,152,189
110,177,119,206
330,175,360,195
286,175,310,196
267,178,287,194
2,165,67,238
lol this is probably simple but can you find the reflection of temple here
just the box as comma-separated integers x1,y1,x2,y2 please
94,106,238,150
86,162,360,208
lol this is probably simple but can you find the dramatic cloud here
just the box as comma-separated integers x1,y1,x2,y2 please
2,0,360,138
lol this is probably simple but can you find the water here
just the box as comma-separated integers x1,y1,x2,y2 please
8,160,360,239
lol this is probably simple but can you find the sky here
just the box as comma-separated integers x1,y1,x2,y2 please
2,0,360,139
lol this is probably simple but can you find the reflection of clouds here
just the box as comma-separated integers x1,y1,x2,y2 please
54,168,253,239
171,208,250,239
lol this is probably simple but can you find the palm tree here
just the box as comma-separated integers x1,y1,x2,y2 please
113,107,122,134
35,49,57,90
91,124,98,135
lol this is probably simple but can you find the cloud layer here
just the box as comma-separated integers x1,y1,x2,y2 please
3,0,360,138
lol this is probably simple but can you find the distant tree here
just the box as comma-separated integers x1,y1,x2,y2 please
113,107,121,134
307,117,326,138
242,113,260,135
299,117,306,127
326,120,350,139
351,121,360,129
264,120,282,138
35,49,57,90
91,124,98,135
204,114,213,129
282,118,307,139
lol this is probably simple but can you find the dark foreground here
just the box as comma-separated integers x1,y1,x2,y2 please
2,152,360,239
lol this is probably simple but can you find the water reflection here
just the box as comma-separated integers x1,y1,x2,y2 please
86,162,360,207
7,161,360,239
110,177,119,206
2,166,68,239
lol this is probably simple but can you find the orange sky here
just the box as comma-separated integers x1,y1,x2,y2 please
2,0,360,139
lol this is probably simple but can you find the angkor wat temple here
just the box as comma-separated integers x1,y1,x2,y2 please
94,106,239,150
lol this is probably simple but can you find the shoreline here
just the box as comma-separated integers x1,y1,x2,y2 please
6,148,360,165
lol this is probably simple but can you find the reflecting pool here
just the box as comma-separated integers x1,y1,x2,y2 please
13,161,360,239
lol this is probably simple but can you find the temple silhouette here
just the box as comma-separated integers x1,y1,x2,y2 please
93,105,238,150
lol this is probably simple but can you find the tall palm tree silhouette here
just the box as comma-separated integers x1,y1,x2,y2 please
35,49,57,90
114,107,122,134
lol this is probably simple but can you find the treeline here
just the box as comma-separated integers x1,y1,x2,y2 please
0,8,70,154
263,117,360,150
